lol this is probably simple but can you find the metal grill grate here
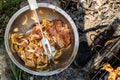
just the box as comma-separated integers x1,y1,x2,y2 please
90,37,120,80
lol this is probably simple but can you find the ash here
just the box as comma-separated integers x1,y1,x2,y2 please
33,68,89,80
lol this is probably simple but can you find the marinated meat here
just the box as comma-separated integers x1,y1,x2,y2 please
35,47,44,57
37,56,48,65
53,20,63,32
25,59,35,67
46,20,70,48
56,35,65,48
31,25,42,40
10,19,71,70
47,26,57,36
108,71,117,80
102,63,120,80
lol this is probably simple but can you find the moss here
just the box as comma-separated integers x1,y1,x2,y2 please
0,0,23,42
0,0,3,10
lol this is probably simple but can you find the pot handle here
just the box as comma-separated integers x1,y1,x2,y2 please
27,0,38,10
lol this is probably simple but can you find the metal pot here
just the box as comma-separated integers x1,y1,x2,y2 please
4,3,79,76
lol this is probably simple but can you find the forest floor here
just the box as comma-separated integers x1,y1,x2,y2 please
0,0,120,80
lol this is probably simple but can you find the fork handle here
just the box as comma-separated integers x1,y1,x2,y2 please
27,0,38,10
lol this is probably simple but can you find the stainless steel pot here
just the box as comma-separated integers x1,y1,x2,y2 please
4,3,79,76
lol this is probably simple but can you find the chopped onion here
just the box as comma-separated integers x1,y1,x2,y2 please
22,15,28,26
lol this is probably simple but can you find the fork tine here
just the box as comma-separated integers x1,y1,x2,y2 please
42,38,51,57
45,38,52,54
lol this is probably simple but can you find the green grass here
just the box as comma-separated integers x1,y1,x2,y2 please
5,55,30,80
0,1,68,79
0,0,23,42
0,0,31,80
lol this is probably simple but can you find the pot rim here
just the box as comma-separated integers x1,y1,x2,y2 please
4,3,79,76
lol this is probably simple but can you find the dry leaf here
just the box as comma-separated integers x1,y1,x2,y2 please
93,0,107,6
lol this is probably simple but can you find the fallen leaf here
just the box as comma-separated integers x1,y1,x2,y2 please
93,0,107,6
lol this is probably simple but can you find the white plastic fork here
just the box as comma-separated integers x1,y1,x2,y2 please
27,0,55,59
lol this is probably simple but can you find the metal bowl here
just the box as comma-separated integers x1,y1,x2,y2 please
4,3,79,76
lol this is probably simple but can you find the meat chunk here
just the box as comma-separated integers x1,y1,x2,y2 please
32,24,42,40
46,20,70,48
108,71,117,80
37,56,48,65
59,26,70,46
46,26,57,36
102,63,114,72
53,20,63,32
115,67,120,76
24,32,31,38
11,19,71,71
56,35,65,48
35,47,44,57
102,63,120,80
25,60,35,68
